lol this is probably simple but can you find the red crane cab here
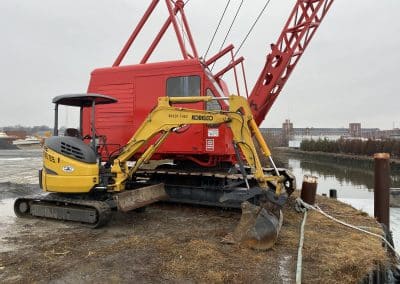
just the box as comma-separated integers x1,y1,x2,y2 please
84,58,236,166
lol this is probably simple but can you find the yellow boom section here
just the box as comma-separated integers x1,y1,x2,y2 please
110,95,282,192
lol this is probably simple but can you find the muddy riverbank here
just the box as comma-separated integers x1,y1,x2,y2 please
0,195,391,283
0,149,395,283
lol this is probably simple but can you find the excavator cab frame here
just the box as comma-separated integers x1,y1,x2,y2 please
52,93,118,151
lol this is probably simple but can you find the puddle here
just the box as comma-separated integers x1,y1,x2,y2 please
0,198,16,253
0,198,16,221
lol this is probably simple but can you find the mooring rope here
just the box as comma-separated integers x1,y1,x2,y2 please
296,209,307,284
296,198,400,261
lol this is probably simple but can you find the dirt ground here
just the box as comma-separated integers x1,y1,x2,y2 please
0,187,391,283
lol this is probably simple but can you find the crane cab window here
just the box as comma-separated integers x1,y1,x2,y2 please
167,76,200,97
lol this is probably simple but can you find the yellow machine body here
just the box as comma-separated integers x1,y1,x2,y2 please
25,94,287,249
41,147,99,193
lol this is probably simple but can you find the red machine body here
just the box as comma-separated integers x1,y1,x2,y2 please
86,59,235,165
83,0,334,166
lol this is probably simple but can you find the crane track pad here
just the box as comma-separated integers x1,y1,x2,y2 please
114,183,168,212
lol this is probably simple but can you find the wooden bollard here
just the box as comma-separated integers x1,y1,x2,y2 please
300,175,318,205
374,153,390,229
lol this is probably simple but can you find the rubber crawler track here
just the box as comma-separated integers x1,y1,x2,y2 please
14,194,112,228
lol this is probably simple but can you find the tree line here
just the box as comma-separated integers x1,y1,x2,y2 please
300,138,400,158
3,125,52,135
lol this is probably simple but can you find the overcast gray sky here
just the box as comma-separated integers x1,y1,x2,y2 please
0,0,399,129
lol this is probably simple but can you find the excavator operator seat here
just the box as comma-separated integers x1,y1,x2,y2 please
64,128,81,138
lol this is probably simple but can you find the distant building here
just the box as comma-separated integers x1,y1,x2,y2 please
349,123,361,137
282,119,293,137
282,119,294,146
261,120,381,148
288,140,301,149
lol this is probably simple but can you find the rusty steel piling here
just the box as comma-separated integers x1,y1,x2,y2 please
300,175,318,205
374,153,390,229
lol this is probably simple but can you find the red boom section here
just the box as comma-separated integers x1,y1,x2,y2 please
248,0,334,125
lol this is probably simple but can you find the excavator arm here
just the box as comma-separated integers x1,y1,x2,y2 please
110,95,283,192
109,95,286,250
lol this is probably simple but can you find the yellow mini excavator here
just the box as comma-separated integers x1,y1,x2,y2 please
14,93,295,249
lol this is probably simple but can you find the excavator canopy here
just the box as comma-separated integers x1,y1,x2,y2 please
52,93,118,107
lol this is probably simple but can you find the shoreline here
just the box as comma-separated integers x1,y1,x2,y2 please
273,147,400,174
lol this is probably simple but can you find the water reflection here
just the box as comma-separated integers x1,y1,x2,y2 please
274,150,400,190
273,149,400,252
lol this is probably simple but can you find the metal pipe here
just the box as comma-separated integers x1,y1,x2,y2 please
205,44,234,66
113,0,160,66
230,50,240,96
179,3,199,58
240,61,249,98
165,0,188,59
54,104,59,136
140,17,172,64
268,156,280,177
91,100,96,151
79,106,83,136
214,57,244,79
374,153,390,229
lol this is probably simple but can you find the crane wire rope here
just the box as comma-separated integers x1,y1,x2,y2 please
214,0,272,81
212,0,244,71
204,0,232,59
234,0,272,58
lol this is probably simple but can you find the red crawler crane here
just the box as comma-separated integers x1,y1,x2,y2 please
83,0,334,168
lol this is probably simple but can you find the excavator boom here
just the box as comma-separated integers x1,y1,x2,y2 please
110,95,281,192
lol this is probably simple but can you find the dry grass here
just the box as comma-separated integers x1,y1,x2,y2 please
1,193,392,283
298,193,389,283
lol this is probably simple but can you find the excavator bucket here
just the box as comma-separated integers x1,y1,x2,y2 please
228,201,283,250
114,183,168,212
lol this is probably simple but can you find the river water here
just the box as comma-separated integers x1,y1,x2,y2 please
0,148,399,254
273,149,400,254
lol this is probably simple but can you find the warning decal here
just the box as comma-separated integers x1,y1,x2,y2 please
205,139,214,151
207,128,219,137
